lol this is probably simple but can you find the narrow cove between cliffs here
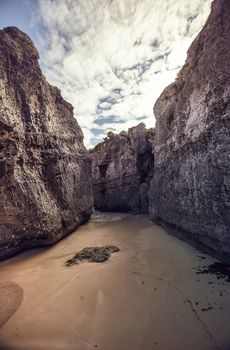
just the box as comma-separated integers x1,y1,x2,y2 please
0,213,230,350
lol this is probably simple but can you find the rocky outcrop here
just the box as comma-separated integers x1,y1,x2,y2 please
91,124,154,213
149,0,230,261
0,27,93,259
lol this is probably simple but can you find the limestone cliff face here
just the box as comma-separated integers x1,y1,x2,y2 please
0,27,93,259
149,0,230,261
91,124,154,214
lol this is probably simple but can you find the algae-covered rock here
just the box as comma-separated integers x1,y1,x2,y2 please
66,246,120,266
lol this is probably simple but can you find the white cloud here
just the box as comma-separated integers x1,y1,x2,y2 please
36,0,212,148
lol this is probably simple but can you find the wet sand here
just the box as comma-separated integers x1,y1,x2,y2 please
0,213,230,350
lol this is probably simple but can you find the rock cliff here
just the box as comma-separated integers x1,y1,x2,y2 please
91,124,154,213
0,27,93,259
149,0,230,261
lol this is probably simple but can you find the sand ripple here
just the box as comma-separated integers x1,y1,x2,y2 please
0,281,23,328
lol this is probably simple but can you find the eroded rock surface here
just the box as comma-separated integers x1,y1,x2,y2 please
149,0,230,261
0,27,93,259
91,124,154,213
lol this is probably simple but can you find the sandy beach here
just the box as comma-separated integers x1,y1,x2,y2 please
0,213,230,350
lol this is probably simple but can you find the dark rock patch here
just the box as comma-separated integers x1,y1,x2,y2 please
196,262,230,283
66,246,120,266
201,307,213,312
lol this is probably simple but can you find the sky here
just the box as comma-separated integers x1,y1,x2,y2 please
0,0,212,148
